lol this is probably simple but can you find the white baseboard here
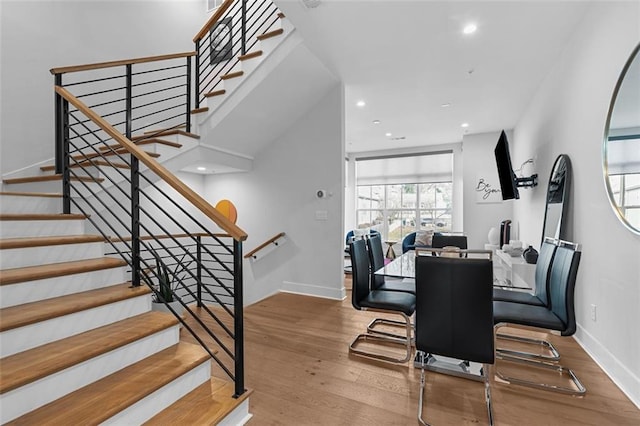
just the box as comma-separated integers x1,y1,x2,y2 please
574,324,640,409
281,281,346,301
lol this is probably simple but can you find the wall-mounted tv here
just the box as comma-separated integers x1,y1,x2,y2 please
494,130,520,200
494,130,538,200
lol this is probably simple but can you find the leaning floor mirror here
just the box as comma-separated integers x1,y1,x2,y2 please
603,43,640,235
542,154,571,244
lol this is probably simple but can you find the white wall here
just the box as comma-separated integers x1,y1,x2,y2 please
0,0,206,178
203,84,345,305
513,1,640,406
461,130,515,249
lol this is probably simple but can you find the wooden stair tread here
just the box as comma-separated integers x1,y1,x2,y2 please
204,89,226,98
3,174,104,185
0,234,104,250
136,128,200,140
220,71,244,80
98,138,182,152
145,378,253,425
191,107,210,114
71,149,160,161
7,342,209,425
0,257,126,286
238,50,263,61
0,213,86,221
0,192,62,198
0,282,150,332
0,311,180,395
257,28,284,41
40,160,131,172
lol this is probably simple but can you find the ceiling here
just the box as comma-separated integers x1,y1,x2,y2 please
275,0,592,154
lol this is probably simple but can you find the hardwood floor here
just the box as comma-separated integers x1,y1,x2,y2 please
184,278,640,425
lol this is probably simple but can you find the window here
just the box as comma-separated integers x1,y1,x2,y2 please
355,152,454,242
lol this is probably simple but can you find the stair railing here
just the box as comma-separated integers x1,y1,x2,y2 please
53,84,248,397
193,0,282,107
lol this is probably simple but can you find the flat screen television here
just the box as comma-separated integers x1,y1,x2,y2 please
494,130,520,200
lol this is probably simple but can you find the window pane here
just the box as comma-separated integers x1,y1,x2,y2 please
357,211,371,229
624,174,640,206
357,186,371,210
419,184,436,209
371,185,385,210
387,185,402,209
402,184,417,208
435,183,452,209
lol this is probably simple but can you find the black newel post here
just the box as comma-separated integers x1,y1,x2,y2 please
126,64,141,287
194,39,201,109
241,0,247,55
233,239,245,397
186,56,192,133
197,235,203,307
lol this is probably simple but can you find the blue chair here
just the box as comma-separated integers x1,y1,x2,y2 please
402,231,442,253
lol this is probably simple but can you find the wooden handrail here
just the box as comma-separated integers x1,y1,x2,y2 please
50,52,196,75
193,0,236,42
55,85,247,242
244,232,285,259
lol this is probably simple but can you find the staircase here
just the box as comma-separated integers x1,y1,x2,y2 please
0,192,251,424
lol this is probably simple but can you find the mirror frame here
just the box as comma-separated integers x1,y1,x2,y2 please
602,43,640,236
541,154,571,244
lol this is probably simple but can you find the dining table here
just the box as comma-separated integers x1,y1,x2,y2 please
375,249,493,382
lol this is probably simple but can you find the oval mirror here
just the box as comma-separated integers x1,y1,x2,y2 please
542,154,571,243
603,44,640,235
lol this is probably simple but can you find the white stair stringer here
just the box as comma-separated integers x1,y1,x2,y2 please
0,324,180,424
0,218,86,238
103,360,212,425
0,264,126,309
0,241,105,269
0,295,152,357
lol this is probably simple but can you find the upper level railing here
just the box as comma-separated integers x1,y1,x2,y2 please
54,84,247,396
193,0,281,108
50,53,196,175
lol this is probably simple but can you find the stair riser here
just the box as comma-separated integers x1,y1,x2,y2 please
0,196,62,215
218,399,252,426
0,219,85,238
0,266,127,308
0,241,105,269
0,325,180,423
0,295,152,357
103,361,212,425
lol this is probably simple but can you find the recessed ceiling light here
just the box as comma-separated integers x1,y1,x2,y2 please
385,132,392,137
197,166,207,171
356,100,366,107
373,120,381,124
461,123,469,128
463,23,477,35
441,103,451,108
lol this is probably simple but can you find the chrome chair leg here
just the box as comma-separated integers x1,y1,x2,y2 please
483,364,494,426
417,353,431,426
495,353,586,395
367,317,415,342
349,310,413,364
496,330,560,361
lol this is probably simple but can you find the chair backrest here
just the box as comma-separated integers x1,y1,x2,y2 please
350,238,372,310
414,255,494,364
431,234,468,250
533,240,557,305
548,243,581,336
366,234,386,291
402,232,416,253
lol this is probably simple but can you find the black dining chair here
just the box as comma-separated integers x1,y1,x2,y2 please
493,238,561,361
348,238,415,364
366,234,415,339
493,240,586,395
414,252,495,426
